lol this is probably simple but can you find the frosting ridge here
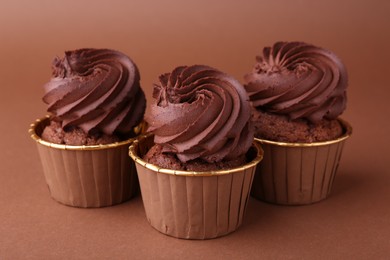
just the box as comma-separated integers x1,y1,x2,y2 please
147,65,253,163
244,41,348,122
42,48,146,135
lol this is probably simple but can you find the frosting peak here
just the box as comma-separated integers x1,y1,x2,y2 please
147,65,254,163
43,48,146,135
244,41,348,122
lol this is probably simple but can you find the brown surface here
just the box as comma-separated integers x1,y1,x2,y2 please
143,144,247,171
251,109,344,142
1,0,389,258
41,120,121,145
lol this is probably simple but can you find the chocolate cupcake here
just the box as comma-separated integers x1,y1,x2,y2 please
29,48,146,207
244,42,352,205
129,65,263,239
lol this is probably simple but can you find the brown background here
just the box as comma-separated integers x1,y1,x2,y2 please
1,0,390,259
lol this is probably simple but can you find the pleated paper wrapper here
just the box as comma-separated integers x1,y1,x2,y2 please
129,134,264,239
29,116,144,208
251,119,352,205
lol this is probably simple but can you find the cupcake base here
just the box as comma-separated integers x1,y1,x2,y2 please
29,116,143,208
129,134,263,239
251,118,352,205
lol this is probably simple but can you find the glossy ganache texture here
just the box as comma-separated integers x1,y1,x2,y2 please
147,65,254,163
244,42,348,123
43,48,146,135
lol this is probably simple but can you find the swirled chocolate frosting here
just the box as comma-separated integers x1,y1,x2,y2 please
244,42,348,123
43,48,146,135
147,65,254,163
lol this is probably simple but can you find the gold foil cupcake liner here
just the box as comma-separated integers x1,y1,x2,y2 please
129,133,264,239
251,118,352,205
29,116,146,208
